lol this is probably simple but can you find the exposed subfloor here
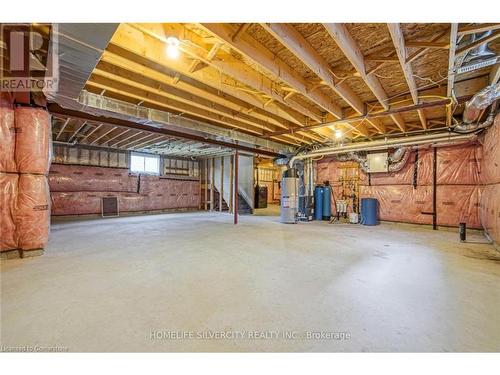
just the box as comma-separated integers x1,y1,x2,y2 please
1,212,500,352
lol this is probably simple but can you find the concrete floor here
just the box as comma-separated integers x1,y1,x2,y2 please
1,212,500,352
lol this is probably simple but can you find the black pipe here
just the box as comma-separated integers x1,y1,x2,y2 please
432,147,437,230
459,223,466,242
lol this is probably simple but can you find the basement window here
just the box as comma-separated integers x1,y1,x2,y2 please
130,152,160,175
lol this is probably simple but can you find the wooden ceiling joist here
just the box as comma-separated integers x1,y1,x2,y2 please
132,23,322,124
260,23,363,116
90,126,117,145
100,52,292,131
323,23,404,133
86,77,267,136
91,64,278,133
198,23,340,120
446,23,459,127
387,23,427,130
110,25,310,128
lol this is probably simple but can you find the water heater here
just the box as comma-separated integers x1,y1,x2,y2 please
281,168,299,224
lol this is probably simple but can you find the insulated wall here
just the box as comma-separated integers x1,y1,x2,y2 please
316,142,483,228
49,164,200,216
0,103,52,256
480,114,500,246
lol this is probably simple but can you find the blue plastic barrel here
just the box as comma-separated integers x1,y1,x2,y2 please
360,198,378,225
314,186,324,220
322,185,331,221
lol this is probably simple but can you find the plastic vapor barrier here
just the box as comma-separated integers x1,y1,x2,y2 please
16,174,50,250
49,164,138,192
316,142,483,228
50,165,201,216
480,114,500,245
0,95,16,173
0,173,18,251
15,107,52,175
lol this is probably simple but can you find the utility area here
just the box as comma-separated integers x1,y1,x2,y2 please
1,21,500,353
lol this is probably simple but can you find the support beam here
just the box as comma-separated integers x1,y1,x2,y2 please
387,23,427,129
47,103,285,158
234,151,239,225
323,23,405,133
219,157,224,212
446,24,459,127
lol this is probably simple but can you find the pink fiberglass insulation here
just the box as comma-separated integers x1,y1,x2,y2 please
436,144,482,185
316,142,483,228
360,185,433,225
139,175,200,209
0,96,16,173
15,107,52,175
436,185,481,228
0,173,18,251
50,170,200,215
49,164,139,192
16,174,50,250
481,114,500,185
480,184,500,244
479,114,500,245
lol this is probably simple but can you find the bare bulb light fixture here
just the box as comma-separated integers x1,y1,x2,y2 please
166,36,180,59
335,129,343,139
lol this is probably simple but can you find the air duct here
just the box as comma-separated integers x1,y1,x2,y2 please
456,31,499,75
460,83,500,126
289,132,477,166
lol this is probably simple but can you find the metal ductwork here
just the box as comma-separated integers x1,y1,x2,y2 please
289,132,478,166
461,83,500,124
329,147,410,174
388,147,411,172
456,31,499,75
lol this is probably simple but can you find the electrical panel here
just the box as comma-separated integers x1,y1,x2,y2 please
367,152,388,173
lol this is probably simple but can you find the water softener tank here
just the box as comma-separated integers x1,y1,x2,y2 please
280,168,299,224
360,198,378,226
314,185,324,221
322,183,331,221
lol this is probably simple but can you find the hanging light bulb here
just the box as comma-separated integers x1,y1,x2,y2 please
166,36,180,59
335,129,343,139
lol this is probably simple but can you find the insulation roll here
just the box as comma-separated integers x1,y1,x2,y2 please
15,107,52,175
17,174,51,250
0,173,19,251
0,95,17,173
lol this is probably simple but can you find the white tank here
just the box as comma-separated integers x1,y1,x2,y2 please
281,168,299,224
